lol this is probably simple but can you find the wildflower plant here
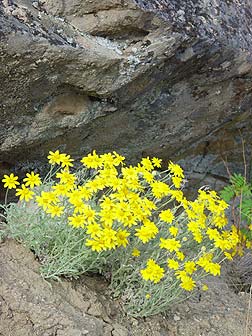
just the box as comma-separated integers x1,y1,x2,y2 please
0,150,243,317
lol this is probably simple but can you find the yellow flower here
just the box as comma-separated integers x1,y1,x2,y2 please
112,151,125,166
36,192,52,210
68,214,85,228
132,248,141,257
60,153,74,168
116,230,130,247
16,184,34,201
196,253,213,268
47,205,64,218
23,171,41,188
187,221,199,233
48,150,62,165
152,157,162,168
217,236,229,250
100,228,118,250
141,157,154,171
207,262,221,276
145,293,151,299
151,181,170,198
167,258,179,270
135,221,159,243
206,228,221,241
159,238,181,252
169,226,179,237
53,183,71,196
83,206,96,224
224,252,233,260
159,209,174,223
141,170,154,183
169,190,184,202
176,251,185,260
86,223,102,238
56,170,76,185
81,150,102,169
202,284,208,291
192,230,203,243
2,173,20,189
180,275,196,291
86,238,105,252
85,179,103,194
168,161,184,178
100,152,116,168
213,215,228,229
141,198,157,212
78,186,92,200
184,261,196,274
172,176,182,188
99,209,114,227
175,270,187,280
140,259,165,283
68,190,82,206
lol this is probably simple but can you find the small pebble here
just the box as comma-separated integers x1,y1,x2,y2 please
174,314,181,321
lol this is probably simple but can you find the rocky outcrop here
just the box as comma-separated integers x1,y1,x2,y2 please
0,0,252,187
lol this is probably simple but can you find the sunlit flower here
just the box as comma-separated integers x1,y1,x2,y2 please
159,238,181,252
152,157,162,168
48,150,62,165
180,275,196,291
2,173,19,189
47,205,64,218
168,161,184,178
141,259,165,283
159,209,174,223
60,153,74,168
23,171,41,188
132,248,141,257
202,284,208,291
116,230,130,247
167,258,179,270
68,214,85,228
184,261,196,274
81,150,102,169
16,184,34,201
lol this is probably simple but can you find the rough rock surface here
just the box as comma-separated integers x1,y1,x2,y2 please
0,0,252,188
0,239,251,336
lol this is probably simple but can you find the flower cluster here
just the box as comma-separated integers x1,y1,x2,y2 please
2,150,245,316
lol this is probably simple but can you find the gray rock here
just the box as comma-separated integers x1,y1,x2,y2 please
0,0,252,191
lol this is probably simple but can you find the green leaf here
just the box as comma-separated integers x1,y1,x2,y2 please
220,185,235,202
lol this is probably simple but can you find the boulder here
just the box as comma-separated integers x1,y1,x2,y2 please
0,0,252,188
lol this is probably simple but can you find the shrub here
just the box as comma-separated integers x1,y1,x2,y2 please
0,150,243,317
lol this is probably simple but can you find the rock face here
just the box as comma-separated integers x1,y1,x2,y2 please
0,0,252,186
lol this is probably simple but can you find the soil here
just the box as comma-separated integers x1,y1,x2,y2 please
0,239,251,336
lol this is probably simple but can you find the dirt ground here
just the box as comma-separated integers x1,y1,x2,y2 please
0,239,251,336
